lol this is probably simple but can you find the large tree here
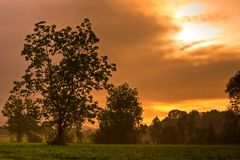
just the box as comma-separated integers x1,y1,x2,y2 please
17,19,116,145
226,70,240,114
96,83,143,144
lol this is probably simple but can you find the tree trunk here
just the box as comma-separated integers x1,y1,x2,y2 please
16,131,23,142
54,124,66,145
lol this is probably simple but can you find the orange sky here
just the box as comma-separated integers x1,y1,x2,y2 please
0,0,239,124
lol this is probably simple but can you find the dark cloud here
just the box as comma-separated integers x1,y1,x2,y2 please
0,0,175,108
112,42,240,103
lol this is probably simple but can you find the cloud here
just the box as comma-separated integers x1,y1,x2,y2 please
173,44,240,61
0,0,176,106
120,50,240,103
0,0,240,124
179,13,228,23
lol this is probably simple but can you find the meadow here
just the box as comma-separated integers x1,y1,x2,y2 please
0,142,239,160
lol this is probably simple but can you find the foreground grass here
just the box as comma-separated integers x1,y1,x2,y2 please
0,142,239,160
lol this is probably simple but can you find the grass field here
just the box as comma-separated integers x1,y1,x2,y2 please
0,142,239,160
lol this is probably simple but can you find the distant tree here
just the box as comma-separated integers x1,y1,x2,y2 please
17,19,116,145
168,109,188,143
187,110,200,131
201,110,224,136
96,83,143,144
204,123,217,144
144,108,240,145
160,124,179,144
2,82,40,142
149,116,162,144
185,110,201,144
226,70,240,114
2,96,26,142
221,110,240,144
137,124,151,144
168,110,187,120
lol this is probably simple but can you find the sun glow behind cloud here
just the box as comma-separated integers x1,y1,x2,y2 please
177,22,220,42
175,4,221,44
143,98,229,124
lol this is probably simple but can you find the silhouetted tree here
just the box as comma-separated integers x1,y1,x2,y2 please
185,110,201,144
204,123,217,144
221,110,240,144
226,70,240,114
2,83,40,142
17,19,116,145
160,124,179,144
168,109,188,143
201,110,224,137
137,124,151,144
96,83,143,144
149,116,162,144
122,108,240,145
95,108,240,144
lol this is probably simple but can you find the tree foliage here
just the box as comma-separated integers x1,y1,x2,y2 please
139,109,240,144
6,19,116,145
226,70,240,114
2,82,41,142
149,116,161,144
96,83,143,144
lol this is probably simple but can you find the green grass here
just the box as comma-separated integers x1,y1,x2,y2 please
0,142,239,160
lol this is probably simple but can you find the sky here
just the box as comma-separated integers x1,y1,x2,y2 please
0,0,240,124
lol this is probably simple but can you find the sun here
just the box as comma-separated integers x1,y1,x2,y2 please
177,22,220,42
175,4,221,43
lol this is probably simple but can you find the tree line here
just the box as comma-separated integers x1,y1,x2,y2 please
94,89,240,144
1,19,240,145
140,109,240,144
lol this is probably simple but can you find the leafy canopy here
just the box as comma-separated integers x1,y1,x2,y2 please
97,83,142,144
2,81,41,141
226,70,240,114
6,18,116,145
